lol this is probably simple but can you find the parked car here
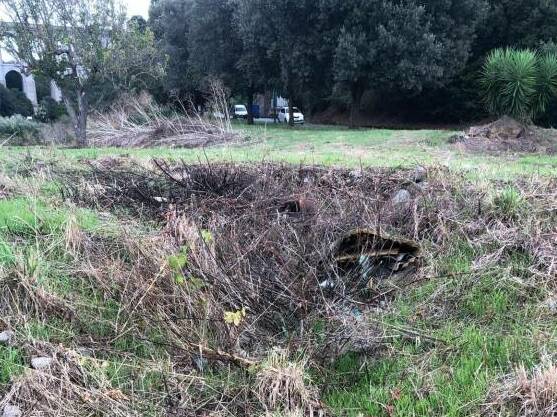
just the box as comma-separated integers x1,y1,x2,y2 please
232,104,248,119
277,107,304,124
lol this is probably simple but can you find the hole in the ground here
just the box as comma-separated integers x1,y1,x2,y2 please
331,229,421,293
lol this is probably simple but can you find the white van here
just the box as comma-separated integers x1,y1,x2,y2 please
277,107,304,124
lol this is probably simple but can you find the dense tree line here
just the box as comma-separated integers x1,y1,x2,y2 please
149,0,557,126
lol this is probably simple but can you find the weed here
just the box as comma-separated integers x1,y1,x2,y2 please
492,186,526,219
0,346,24,385
167,246,189,284
23,319,77,344
0,239,15,266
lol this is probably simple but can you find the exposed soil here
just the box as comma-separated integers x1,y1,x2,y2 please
449,116,557,154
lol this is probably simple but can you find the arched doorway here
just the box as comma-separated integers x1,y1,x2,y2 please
5,70,23,91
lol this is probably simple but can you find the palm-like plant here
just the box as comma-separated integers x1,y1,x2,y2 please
535,53,557,115
481,48,557,123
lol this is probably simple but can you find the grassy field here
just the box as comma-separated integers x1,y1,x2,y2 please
3,123,557,179
0,124,556,416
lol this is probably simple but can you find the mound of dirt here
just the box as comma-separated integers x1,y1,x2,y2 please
449,116,557,154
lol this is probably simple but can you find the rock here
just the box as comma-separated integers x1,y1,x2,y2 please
2,405,22,417
544,297,557,313
416,181,429,191
31,357,53,370
349,169,363,179
76,347,93,357
392,189,411,205
0,331,14,345
413,166,427,183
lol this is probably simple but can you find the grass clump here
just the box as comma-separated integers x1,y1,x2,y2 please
0,238,15,266
0,346,24,386
486,362,557,416
0,197,99,237
492,186,526,219
256,349,316,413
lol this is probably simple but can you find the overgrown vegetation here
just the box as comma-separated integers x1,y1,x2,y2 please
0,152,556,416
0,116,40,145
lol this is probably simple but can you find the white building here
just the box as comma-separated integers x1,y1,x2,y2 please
0,49,62,111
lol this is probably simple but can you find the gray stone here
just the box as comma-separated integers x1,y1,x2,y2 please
2,405,22,417
0,331,14,345
417,181,430,191
414,166,427,183
349,169,363,179
544,297,557,313
76,347,93,357
31,356,53,370
392,189,411,205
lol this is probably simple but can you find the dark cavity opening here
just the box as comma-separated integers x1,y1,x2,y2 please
5,70,23,91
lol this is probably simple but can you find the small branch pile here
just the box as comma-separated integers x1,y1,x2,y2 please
59,161,557,351
3,157,557,415
87,93,244,148
59,160,440,359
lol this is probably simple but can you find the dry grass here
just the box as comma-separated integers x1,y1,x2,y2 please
57,161,557,354
486,362,557,416
2,156,557,416
88,92,244,148
0,342,146,417
256,349,320,414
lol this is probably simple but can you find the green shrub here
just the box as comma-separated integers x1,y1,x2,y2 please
481,48,557,122
0,85,34,118
36,97,66,122
0,115,40,144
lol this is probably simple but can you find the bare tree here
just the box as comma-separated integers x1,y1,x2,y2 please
0,0,164,146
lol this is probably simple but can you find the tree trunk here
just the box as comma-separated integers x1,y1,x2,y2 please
76,90,88,147
247,92,254,125
63,89,89,147
349,84,364,129
287,78,295,127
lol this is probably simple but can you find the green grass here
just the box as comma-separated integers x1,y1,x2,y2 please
0,197,99,237
0,124,556,415
0,346,24,386
320,244,551,417
0,238,15,266
324,322,541,417
2,123,556,179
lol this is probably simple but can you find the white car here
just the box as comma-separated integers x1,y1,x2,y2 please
232,104,248,119
277,107,304,124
